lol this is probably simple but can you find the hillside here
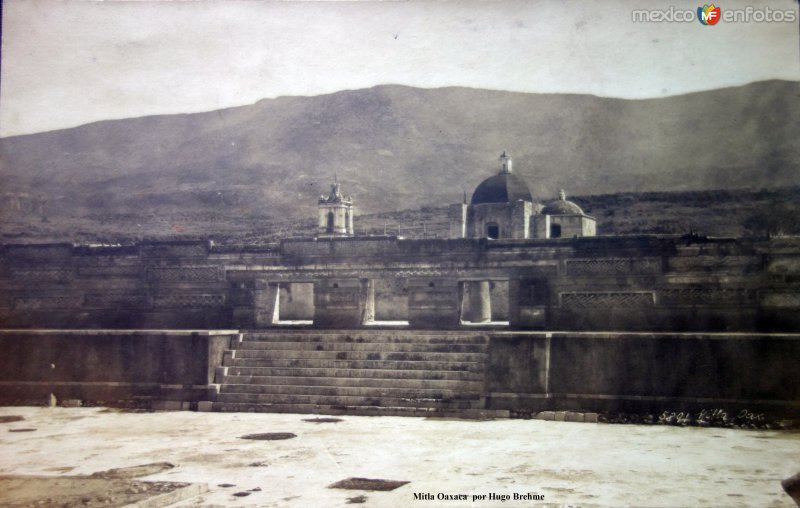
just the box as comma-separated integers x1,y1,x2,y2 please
332,187,800,240
2,186,798,244
0,80,798,242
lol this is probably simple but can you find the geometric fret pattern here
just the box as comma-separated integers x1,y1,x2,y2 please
83,293,150,308
10,269,73,281
759,292,800,308
77,265,141,277
153,294,225,308
560,291,655,308
566,258,661,276
13,296,80,309
147,266,223,282
660,288,755,305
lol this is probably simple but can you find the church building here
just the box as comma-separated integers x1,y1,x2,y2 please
535,189,596,239
449,151,596,240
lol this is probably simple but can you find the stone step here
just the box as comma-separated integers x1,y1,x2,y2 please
234,341,487,353
221,360,483,375
224,349,485,363
211,402,507,419
220,366,482,382
244,329,487,336
214,392,484,409
241,332,488,345
219,377,483,393
218,384,482,400
215,330,493,418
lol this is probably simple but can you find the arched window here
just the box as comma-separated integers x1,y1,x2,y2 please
486,223,500,239
326,211,335,233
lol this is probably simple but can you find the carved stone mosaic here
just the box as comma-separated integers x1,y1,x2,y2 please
759,292,800,308
670,256,761,273
233,269,477,280
153,294,225,308
13,296,80,310
78,266,141,277
10,269,73,281
83,293,150,308
566,258,661,276
560,291,655,308
147,266,223,282
396,270,465,278
660,288,755,305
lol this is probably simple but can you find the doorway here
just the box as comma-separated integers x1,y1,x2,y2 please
459,280,509,326
275,282,314,325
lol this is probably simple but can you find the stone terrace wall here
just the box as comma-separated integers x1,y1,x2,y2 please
0,330,235,408
487,332,800,418
1,329,796,418
1,235,799,331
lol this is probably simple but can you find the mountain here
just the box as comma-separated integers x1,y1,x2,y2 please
0,80,798,242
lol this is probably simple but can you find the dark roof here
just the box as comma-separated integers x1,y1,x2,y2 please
470,173,533,205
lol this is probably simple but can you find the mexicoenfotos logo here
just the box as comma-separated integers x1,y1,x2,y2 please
632,5,797,23
698,4,721,25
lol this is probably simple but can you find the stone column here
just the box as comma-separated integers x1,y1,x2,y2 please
361,279,375,324
464,281,491,323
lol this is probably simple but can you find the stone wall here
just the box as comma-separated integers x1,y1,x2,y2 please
543,214,595,238
486,331,800,417
0,330,235,408
466,201,532,240
1,235,799,332
0,241,239,329
1,328,796,418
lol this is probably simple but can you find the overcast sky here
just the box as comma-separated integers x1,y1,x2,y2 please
1,0,799,137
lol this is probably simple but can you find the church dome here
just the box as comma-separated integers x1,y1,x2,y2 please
470,151,533,205
542,190,584,215
470,173,533,205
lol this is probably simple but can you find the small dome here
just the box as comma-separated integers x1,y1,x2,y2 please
470,173,533,205
542,190,584,215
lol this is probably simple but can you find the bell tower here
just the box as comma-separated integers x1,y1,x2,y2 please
318,177,354,237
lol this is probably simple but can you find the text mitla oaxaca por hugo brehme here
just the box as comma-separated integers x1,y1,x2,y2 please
413,492,545,502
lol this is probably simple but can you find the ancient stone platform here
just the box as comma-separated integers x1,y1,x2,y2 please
2,329,799,419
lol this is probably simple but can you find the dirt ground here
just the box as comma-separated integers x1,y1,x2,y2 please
1,407,798,507
0,475,202,508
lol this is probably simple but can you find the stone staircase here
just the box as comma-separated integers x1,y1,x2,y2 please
212,330,502,418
